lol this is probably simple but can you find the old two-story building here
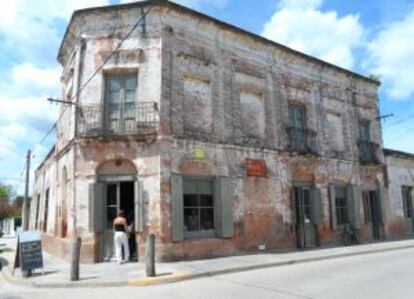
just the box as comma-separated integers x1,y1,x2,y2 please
29,0,387,263
383,149,414,238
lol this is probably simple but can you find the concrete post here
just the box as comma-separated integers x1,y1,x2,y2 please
22,150,31,231
146,234,156,277
70,237,82,281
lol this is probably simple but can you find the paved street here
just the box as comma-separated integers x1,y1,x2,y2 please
1,247,414,299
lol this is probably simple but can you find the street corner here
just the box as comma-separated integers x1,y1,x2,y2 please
127,272,198,287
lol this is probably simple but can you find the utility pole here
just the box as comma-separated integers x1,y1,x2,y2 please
22,149,31,231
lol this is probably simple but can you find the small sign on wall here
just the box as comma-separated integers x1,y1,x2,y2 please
246,159,267,177
194,148,206,160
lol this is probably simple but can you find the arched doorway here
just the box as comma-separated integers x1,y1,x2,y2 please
96,159,137,261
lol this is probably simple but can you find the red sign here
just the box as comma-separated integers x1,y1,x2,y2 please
246,159,267,177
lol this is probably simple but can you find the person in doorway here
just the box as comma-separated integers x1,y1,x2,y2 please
113,210,130,264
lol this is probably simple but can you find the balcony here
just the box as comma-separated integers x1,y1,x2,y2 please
358,140,380,164
286,127,317,154
76,102,159,139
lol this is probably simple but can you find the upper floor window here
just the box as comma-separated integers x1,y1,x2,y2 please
183,77,212,134
402,186,413,218
327,113,344,152
287,105,316,153
289,105,306,129
359,120,371,141
357,120,379,163
240,91,265,137
105,74,138,134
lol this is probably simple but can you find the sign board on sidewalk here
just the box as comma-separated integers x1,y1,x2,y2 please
12,231,44,275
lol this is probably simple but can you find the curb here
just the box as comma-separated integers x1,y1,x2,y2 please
2,242,414,288
127,243,414,287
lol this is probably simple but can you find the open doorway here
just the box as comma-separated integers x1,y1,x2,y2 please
103,181,136,261
294,186,316,248
363,190,382,240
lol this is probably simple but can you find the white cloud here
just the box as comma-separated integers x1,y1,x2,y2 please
0,96,58,130
366,9,414,100
0,0,110,66
7,63,61,97
262,0,364,69
277,0,323,10
0,124,27,140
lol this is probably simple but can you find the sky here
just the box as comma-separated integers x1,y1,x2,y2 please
1,0,414,195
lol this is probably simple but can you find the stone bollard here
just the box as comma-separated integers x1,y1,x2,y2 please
70,237,82,281
146,234,156,277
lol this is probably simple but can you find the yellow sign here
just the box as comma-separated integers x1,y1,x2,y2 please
194,148,206,160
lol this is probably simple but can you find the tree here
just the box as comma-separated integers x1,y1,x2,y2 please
0,183,13,199
0,183,18,220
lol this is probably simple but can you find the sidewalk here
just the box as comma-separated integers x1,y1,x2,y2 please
1,237,414,288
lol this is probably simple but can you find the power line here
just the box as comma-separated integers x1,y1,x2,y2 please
30,6,153,154
384,113,414,129
386,124,414,143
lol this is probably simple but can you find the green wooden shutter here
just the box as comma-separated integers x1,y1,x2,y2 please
135,179,144,232
291,186,297,231
347,185,355,227
218,177,234,238
311,188,323,226
329,184,337,231
351,185,362,228
171,174,184,242
89,182,104,233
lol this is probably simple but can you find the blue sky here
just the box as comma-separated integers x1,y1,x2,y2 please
1,0,414,195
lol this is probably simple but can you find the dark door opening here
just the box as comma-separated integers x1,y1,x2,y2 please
294,186,316,249
103,181,136,261
120,182,135,224
369,191,381,240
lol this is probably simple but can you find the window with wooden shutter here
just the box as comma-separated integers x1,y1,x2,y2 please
359,120,371,141
310,188,323,226
330,184,360,229
402,186,413,218
171,175,234,241
183,178,215,239
171,174,184,242
346,185,355,227
329,184,337,231
218,177,234,238
88,182,104,233
350,185,362,228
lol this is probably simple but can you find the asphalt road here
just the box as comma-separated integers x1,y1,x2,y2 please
1,247,414,299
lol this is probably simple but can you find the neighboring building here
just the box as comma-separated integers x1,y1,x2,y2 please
0,218,15,236
384,149,414,237
29,0,386,263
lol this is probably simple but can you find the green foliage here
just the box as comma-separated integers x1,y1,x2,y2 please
0,183,13,199
0,183,19,220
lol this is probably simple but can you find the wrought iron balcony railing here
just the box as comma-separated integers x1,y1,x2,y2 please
358,140,380,164
286,127,317,154
76,102,159,138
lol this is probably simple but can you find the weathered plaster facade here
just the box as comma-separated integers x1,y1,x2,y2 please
384,149,414,238
30,0,388,263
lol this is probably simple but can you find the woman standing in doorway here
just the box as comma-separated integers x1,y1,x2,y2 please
113,210,130,264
